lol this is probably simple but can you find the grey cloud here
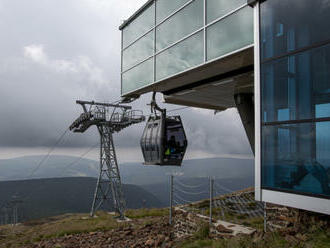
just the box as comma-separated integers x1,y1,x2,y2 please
0,0,252,158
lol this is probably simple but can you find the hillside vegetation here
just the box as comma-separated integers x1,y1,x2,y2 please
0,194,330,248
0,178,162,222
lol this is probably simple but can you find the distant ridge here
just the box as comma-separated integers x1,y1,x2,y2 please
0,177,162,222
0,155,254,185
0,155,99,181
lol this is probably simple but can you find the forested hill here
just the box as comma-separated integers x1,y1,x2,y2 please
0,177,162,222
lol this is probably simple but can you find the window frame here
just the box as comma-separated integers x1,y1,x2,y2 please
255,0,330,214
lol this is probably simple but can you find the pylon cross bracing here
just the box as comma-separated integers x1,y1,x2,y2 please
69,100,145,218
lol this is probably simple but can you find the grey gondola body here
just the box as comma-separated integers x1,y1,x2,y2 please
140,114,187,166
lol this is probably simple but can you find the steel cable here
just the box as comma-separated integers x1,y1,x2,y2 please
145,106,190,118
173,194,194,204
25,128,70,179
174,186,209,196
0,128,70,218
0,99,123,221
174,178,207,189
213,182,233,194
59,143,99,177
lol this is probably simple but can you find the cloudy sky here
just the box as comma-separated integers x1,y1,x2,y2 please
0,0,253,163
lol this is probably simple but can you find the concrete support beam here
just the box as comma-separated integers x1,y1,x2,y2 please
234,93,255,154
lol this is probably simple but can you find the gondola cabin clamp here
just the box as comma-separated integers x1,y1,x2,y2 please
140,93,188,166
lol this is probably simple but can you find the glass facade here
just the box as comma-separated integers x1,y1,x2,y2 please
206,0,246,24
156,31,204,81
207,6,253,61
260,0,330,198
156,0,190,24
121,0,253,95
122,58,154,94
156,0,203,52
122,31,154,71
122,3,155,49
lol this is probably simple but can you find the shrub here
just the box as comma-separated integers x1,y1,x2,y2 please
193,223,210,240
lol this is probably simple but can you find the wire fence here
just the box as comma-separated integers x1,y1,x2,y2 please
169,175,264,226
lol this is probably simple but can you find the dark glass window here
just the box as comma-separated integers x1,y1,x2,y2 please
261,0,330,61
165,122,186,161
260,0,330,198
262,44,330,123
262,122,330,197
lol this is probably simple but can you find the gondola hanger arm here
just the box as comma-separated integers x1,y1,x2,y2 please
150,92,166,116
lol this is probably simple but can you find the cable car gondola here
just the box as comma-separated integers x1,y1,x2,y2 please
140,93,188,166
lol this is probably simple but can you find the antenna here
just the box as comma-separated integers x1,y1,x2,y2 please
69,100,145,219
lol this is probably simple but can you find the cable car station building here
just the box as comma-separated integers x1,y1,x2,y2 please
119,0,330,215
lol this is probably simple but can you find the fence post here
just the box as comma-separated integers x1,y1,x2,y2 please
169,175,173,225
209,177,213,225
264,202,267,232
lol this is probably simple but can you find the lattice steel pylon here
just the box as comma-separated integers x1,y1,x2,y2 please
69,100,145,219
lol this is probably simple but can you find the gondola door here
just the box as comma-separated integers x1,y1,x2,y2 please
163,116,187,165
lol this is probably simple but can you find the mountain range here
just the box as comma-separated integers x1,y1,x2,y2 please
0,155,254,185
0,155,254,207
0,177,162,223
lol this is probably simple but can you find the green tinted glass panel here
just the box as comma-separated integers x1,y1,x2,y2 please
207,6,253,61
123,3,155,48
122,58,154,94
156,0,203,52
123,31,154,71
156,31,204,81
206,0,246,24
156,0,190,24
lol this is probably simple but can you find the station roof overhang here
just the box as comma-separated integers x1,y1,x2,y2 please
125,46,254,111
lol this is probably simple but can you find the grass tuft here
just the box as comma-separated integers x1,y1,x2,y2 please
125,208,168,219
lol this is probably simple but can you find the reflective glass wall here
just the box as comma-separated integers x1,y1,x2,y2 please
121,0,253,95
260,0,330,198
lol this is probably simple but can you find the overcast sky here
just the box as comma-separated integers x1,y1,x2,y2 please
0,0,253,163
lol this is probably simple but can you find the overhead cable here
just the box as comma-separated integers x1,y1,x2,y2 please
26,128,70,179
173,194,194,204
59,143,99,177
174,186,208,196
174,178,207,189
213,182,233,193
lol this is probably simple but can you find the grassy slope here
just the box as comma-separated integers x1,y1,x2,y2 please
179,229,330,248
0,209,168,248
178,219,330,248
0,208,329,248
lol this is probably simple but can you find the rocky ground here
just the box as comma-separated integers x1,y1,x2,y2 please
29,216,174,248
1,191,330,248
26,208,252,248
